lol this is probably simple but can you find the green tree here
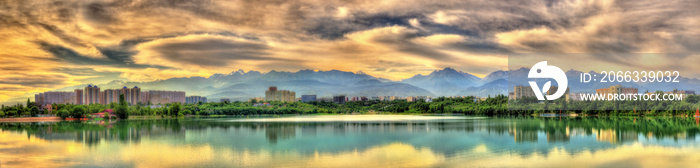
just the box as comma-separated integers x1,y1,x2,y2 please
71,106,86,118
6,110,17,117
182,109,192,115
685,95,700,103
115,94,129,119
30,106,39,117
170,102,182,116
103,112,111,120
17,104,24,117
57,109,70,119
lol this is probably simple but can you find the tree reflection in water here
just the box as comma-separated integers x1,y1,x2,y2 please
0,116,699,154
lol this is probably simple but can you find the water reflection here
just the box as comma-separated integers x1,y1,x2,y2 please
0,116,699,167
1,120,185,147
264,123,296,144
3,117,700,147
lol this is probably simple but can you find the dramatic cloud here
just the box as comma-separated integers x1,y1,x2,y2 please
133,34,273,68
0,0,698,104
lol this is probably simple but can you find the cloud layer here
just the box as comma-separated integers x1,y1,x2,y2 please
0,0,698,102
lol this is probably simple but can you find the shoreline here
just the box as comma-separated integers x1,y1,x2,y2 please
1,113,697,122
0,117,62,123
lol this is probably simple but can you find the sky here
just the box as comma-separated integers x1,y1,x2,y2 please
0,0,699,102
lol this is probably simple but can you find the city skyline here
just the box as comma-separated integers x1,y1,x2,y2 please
7,65,700,106
34,85,188,106
30,83,451,106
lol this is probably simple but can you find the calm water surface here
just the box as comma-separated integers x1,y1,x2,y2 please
1,115,700,167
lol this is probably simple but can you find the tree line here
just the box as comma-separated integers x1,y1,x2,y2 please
1,94,699,119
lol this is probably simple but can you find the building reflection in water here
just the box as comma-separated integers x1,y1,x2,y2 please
593,129,639,144
509,124,538,143
546,129,570,143
265,123,296,144
1,120,186,146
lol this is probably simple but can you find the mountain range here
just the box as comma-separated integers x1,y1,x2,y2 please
5,67,700,105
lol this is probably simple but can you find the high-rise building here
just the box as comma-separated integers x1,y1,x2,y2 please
128,86,141,105
36,84,187,106
186,96,207,104
35,93,45,105
116,86,142,105
406,96,416,102
146,90,185,105
102,89,117,104
35,91,77,105
265,86,296,102
74,89,83,105
360,96,368,101
99,91,104,104
301,95,316,102
120,87,129,103
513,86,536,100
97,86,142,105
381,96,397,101
596,85,637,95
84,85,100,105
141,91,150,104
333,95,346,104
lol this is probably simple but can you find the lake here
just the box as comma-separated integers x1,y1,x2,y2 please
1,115,699,167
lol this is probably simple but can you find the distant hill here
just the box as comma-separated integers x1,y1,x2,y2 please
6,67,700,105
402,67,481,96
457,78,509,97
